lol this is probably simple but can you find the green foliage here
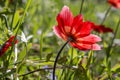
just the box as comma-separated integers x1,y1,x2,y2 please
0,0,120,80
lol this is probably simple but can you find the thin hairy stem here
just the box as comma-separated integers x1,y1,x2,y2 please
53,40,70,80
101,6,111,25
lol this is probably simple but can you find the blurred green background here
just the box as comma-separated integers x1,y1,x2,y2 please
0,0,120,80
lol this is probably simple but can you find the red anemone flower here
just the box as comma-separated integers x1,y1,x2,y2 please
0,36,18,57
53,6,101,50
108,0,120,8
92,24,113,33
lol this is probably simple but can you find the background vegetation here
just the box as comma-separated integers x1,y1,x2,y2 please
0,0,120,80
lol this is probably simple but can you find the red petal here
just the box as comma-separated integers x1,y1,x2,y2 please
92,25,113,33
57,6,74,33
75,21,92,37
76,34,101,44
71,14,83,34
7,36,15,42
59,6,73,26
70,42,101,50
91,44,101,50
53,26,67,40
0,36,18,57
70,42,88,50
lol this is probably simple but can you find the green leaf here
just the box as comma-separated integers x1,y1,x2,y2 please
14,0,32,34
112,63,120,73
57,56,67,64
86,51,93,68
46,53,53,61
13,11,20,28
68,48,78,59
73,68,88,80
18,43,32,60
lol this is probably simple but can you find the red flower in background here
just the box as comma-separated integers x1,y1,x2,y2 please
108,0,120,8
53,6,101,50
0,36,18,57
92,24,113,33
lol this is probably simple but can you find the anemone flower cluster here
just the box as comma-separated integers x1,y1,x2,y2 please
0,36,18,57
53,6,101,50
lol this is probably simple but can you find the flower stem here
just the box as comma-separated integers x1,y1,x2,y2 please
53,40,70,80
101,6,111,25
107,17,120,59
106,17,120,79
79,0,84,14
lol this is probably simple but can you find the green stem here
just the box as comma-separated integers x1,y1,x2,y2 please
14,0,32,37
106,18,120,60
39,33,43,59
101,6,111,25
106,17,120,79
79,0,84,14
70,48,73,65
18,65,75,77
53,40,70,80
7,1,18,70
11,0,17,29
107,18,120,55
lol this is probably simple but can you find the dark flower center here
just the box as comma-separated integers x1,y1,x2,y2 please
68,35,76,42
